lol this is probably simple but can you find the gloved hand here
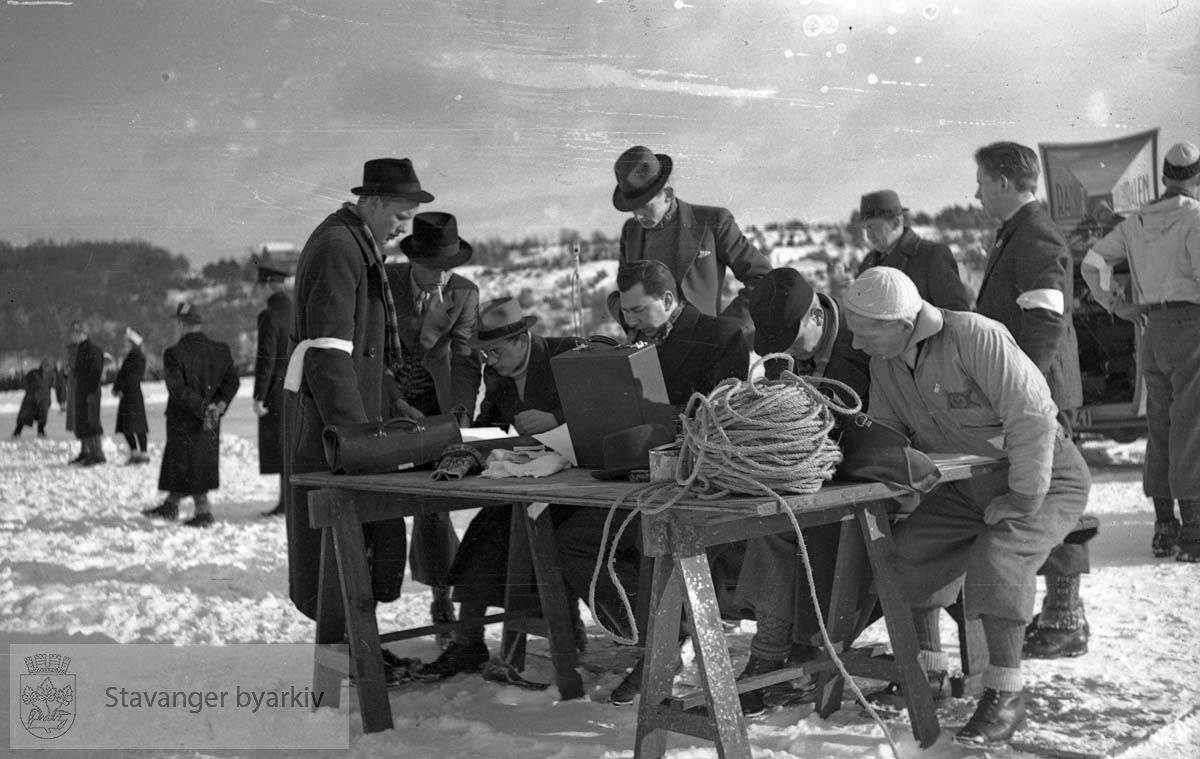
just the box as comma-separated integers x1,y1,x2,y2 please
203,400,227,434
431,443,486,481
253,399,269,417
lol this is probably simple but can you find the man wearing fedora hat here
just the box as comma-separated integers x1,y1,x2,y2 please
612,145,772,340
252,265,292,517
143,303,239,528
416,297,588,681
285,157,432,636
854,190,972,311
972,141,1095,660
384,210,482,647
1082,140,1200,563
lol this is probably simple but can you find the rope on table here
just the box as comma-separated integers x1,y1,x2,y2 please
586,353,902,759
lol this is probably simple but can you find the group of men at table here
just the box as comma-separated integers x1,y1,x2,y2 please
278,138,1200,749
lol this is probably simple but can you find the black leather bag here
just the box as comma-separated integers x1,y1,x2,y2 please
833,412,941,493
322,415,462,475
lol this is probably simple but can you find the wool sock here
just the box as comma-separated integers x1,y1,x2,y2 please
749,612,793,662
980,614,1023,670
1038,574,1084,630
982,664,1023,693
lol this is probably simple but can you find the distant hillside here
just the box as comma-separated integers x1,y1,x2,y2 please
0,224,992,389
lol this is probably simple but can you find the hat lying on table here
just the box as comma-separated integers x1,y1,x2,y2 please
591,423,675,481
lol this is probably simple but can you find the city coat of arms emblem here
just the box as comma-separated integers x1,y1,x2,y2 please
20,654,75,739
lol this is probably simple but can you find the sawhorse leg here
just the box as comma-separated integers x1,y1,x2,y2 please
525,504,584,699
857,503,939,747
312,488,394,734
814,518,870,717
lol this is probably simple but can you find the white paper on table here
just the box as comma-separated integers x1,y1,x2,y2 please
533,424,577,466
460,426,511,442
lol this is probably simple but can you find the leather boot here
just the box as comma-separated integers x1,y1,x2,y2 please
955,688,1027,747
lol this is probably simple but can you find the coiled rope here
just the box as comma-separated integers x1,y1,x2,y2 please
586,353,902,759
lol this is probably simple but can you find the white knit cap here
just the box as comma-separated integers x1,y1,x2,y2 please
844,266,922,320
125,327,143,346
1163,141,1200,183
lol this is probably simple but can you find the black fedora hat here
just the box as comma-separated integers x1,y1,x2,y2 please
467,297,538,349
612,146,673,212
351,157,435,202
591,423,675,481
398,212,473,270
749,267,817,356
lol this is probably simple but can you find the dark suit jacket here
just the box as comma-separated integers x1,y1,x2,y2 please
384,261,481,416
975,201,1083,412
764,294,871,410
476,335,582,427
620,199,772,338
253,296,292,474
658,304,750,405
857,227,973,311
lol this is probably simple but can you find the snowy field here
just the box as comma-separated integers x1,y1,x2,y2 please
1,381,1198,758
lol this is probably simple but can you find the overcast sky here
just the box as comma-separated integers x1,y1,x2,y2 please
2,0,1197,265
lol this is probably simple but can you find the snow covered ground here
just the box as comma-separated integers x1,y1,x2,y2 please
1,382,1197,758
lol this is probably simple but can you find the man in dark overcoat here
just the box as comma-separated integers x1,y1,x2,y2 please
283,158,429,637
384,211,481,642
69,320,106,466
143,304,239,527
613,145,772,340
417,297,582,681
585,259,750,704
113,327,149,464
973,141,1095,659
252,273,293,517
854,189,974,310
12,358,58,438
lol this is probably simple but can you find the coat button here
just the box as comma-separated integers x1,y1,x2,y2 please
366,347,376,358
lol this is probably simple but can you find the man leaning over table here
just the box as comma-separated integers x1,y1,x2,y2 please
842,266,1090,748
414,296,584,682
584,258,751,705
284,158,428,684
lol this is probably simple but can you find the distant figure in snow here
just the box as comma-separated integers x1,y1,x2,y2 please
12,358,60,438
113,327,150,465
68,320,106,466
143,303,239,528
251,263,293,517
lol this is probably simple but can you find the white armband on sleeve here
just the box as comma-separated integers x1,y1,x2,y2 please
1082,249,1114,292
283,338,355,392
1016,288,1065,315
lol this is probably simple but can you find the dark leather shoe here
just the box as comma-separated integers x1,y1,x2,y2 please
1023,622,1088,659
955,688,1027,747
183,513,214,528
737,655,787,717
81,456,106,467
1152,519,1180,558
413,640,489,682
142,502,178,520
608,657,645,706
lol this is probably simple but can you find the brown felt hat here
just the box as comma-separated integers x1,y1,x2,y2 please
613,146,673,212
591,424,675,481
398,212,473,270
351,157,435,202
467,297,538,349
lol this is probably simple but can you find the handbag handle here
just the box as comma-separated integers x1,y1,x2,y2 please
370,418,426,438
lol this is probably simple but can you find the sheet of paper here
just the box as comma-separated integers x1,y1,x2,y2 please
533,424,577,466
460,426,511,442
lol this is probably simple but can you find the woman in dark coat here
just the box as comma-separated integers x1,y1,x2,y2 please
70,322,106,466
252,290,292,515
13,359,58,437
113,327,150,464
